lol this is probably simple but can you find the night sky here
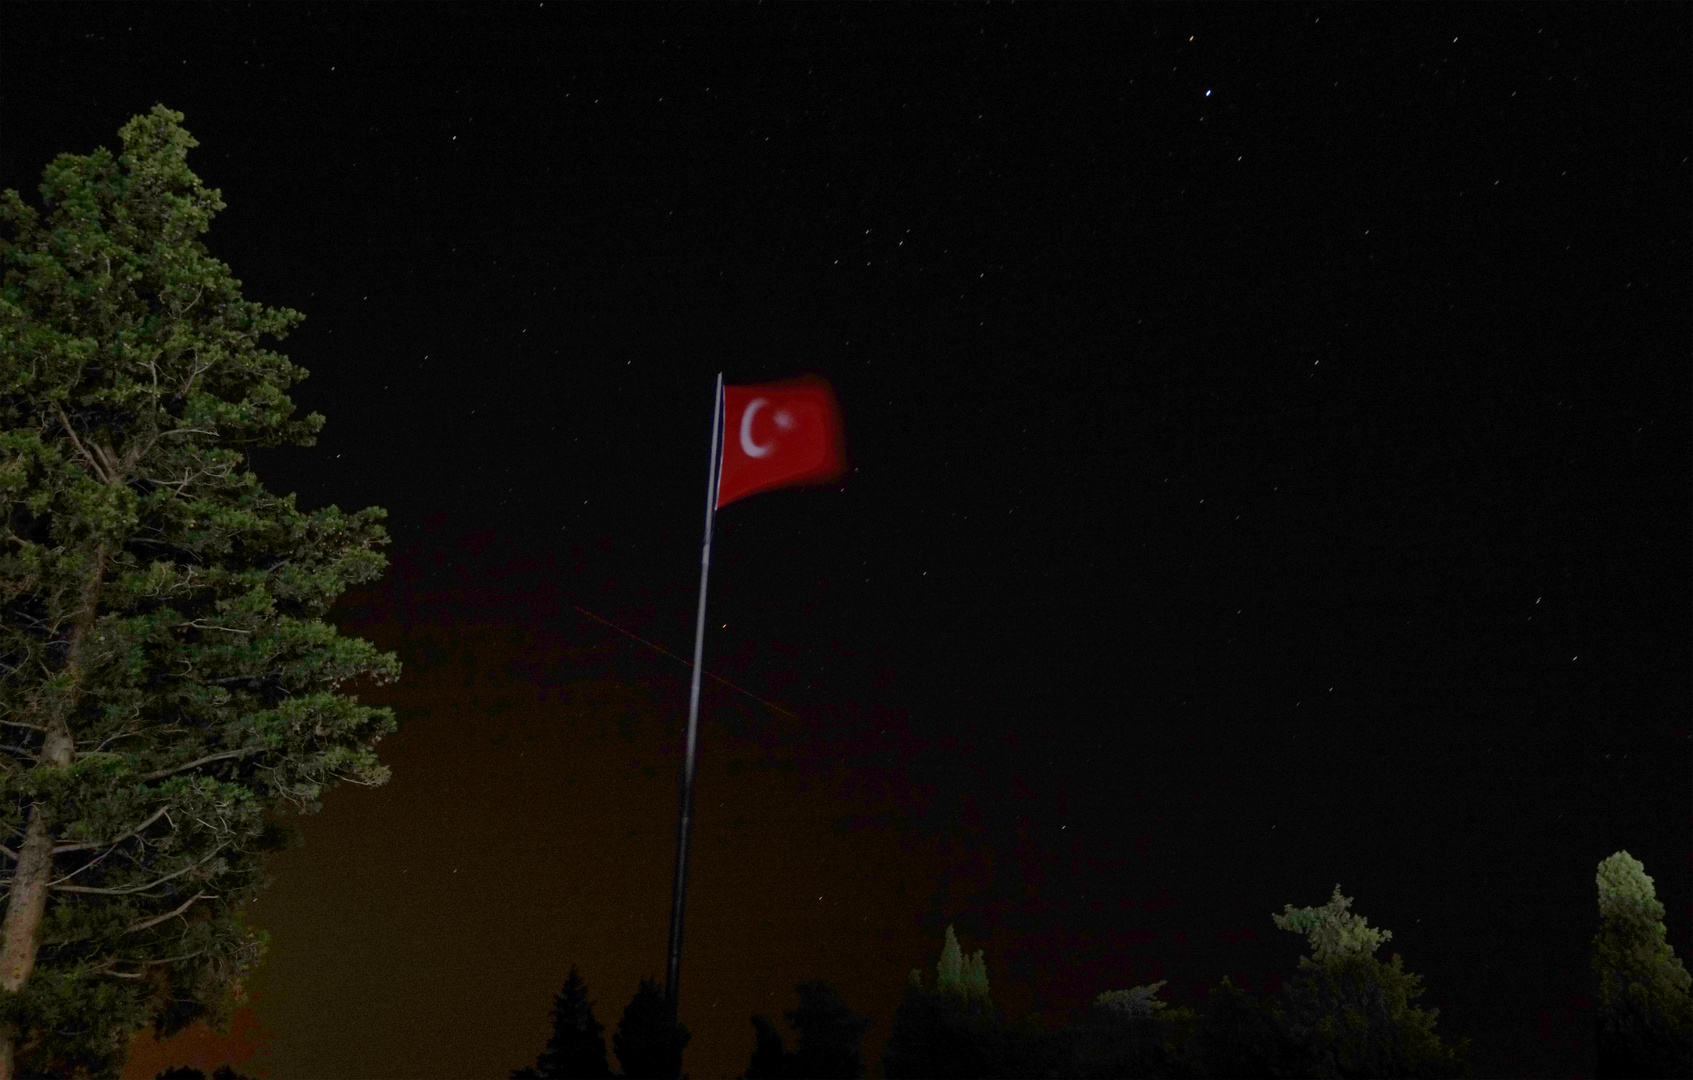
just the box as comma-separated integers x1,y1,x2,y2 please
4,4,1689,1078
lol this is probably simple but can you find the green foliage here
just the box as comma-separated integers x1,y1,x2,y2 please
611,977,689,1080
935,923,991,1007
739,979,871,1079
1027,985,1197,1080
1093,982,1175,1019
1266,885,1471,1079
1,104,400,1073
1590,851,1693,1078
1272,884,1393,966
884,925,1010,1078
513,964,614,1079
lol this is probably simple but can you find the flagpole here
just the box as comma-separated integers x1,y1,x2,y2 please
665,372,724,1013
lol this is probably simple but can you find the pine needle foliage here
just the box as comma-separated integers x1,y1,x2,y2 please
1590,851,1693,1078
1268,885,1472,1079
0,104,400,1076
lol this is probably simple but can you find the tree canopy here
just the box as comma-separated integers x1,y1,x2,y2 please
1591,850,1693,1078
1269,884,1471,1079
1,104,400,1077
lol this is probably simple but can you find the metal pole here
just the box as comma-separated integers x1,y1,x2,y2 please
665,372,723,1012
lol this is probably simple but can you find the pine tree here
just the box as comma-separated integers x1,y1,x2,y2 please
1270,884,1472,1078
612,977,689,1080
514,965,614,1079
0,105,400,1076
1590,851,1693,1078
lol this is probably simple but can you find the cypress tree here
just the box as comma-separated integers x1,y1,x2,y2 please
883,925,1007,1079
1591,851,1693,1078
1,104,399,1076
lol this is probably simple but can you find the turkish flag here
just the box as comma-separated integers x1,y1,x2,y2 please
716,375,847,509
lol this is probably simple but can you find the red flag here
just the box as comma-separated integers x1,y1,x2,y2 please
716,375,846,509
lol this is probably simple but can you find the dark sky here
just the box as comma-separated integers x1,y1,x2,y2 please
4,3,1689,1078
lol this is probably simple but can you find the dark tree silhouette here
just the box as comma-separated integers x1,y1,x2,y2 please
742,1014,791,1080
1051,985,1195,1080
740,979,872,1079
612,977,690,1080
787,980,873,1079
513,964,614,1079
150,1068,252,1080
1180,976,1299,1079
1272,952,1470,1079
882,981,1007,1080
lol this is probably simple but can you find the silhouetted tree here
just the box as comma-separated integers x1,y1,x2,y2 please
740,979,872,1079
1269,884,1472,1078
998,981,1196,1080
788,980,873,1079
513,964,614,1079
612,977,689,1080
883,925,1010,1078
1056,982,1196,1079
742,1014,791,1080
150,1067,251,1080
1591,851,1693,1078
1180,976,1299,1079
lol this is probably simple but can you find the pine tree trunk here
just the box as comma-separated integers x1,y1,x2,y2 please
0,539,107,1080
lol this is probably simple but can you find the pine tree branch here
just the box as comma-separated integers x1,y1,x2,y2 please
52,806,170,854
52,401,113,484
180,619,253,635
138,746,264,781
51,842,229,895
91,945,214,979
123,891,215,935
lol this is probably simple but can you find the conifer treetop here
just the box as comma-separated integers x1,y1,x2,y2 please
1273,884,1394,966
932,924,990,1006
1592,850,1693,1007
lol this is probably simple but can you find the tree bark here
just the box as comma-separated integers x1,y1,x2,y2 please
1,538,107,1080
